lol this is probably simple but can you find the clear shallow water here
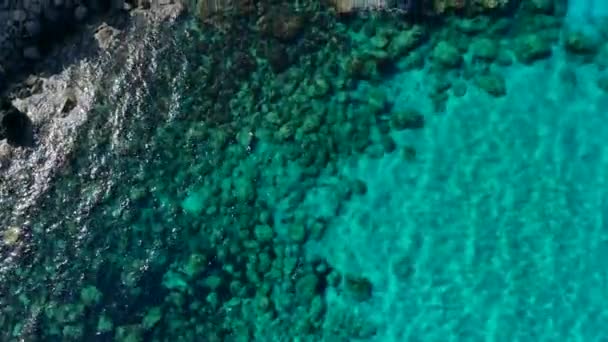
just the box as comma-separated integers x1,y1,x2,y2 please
309,52,608,341
2,7,608,342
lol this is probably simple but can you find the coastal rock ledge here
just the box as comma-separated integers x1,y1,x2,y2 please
0,0,185,87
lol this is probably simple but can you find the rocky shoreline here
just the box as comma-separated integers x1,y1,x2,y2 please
0,0,186,91
1,0,111,88
0,0,185,223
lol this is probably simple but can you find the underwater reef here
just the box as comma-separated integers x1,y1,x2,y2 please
1,0,608,341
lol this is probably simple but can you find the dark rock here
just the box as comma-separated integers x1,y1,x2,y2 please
401,146,416,161
598,76,608,92
24,75,43,95
61,93,77,114
496,50,513,66
265,43,290,73
564,31,599,55
452,81,467,97
350,179,367,196
24,20,42,37
138,0,152,9
274,14,304,42
112,0,126,10
388,27,426,59
381,135,396,153
12,9,27,22
474,73,507,97
344,274,373,301
258,10,305,43
513,34,552,63
0,99,33,147
295,273,319,302
43,6,61,22
233,51,256,79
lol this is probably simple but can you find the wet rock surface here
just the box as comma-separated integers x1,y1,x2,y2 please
0,0,185,223
0,0,185,86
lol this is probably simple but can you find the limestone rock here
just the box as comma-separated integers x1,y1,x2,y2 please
265,43,290,73
94,23,121,50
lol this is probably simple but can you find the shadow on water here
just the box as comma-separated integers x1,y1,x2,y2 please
0,96,34,146
1,106,34,148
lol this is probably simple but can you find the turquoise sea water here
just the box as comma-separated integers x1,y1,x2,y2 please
2,5,608,342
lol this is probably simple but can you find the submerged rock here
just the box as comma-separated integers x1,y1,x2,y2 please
80,285,102,307
431,41,462,68
257,9,305,43
563,31,600,55
390,108,425,130
513,34,552,63
598,76,608,92
474,72,507,97
388,26,426,60
470,38,499,61
344,274,373,301
265,43,290,73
